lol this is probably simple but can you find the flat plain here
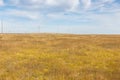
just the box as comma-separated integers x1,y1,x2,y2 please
0,34,120,80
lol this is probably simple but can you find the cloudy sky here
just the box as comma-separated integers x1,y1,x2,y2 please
0,0,120,34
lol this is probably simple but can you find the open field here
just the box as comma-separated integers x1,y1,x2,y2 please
0,34,120,80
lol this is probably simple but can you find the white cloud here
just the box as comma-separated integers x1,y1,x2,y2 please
4,0,81,12
0,0,4,6
67,0,80,12
12,10,40,19
45,0,58,6
46,0,80,12
0,9,41,20
8,0,20,5
2,0,119,13
1,0,120,22
81,0,91,9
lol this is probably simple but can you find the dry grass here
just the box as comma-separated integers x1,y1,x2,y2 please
0,34,120,80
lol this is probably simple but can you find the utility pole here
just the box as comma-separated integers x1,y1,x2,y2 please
38,26,40,33
1,19,3,34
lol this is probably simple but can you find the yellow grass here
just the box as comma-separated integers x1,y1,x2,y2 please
0,34,120,80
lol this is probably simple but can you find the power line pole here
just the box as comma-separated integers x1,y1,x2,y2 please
1,19,3,34
38,26,40,33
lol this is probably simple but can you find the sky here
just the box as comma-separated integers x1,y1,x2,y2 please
0,0,120,34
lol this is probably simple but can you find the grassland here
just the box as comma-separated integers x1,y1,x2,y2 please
0,34,120,80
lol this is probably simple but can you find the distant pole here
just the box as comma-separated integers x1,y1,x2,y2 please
39,26,40,33
1,19,3,34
